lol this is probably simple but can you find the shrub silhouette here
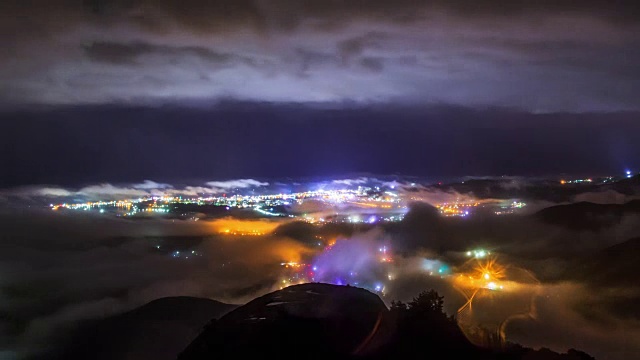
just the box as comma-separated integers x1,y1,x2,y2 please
383,289,482,359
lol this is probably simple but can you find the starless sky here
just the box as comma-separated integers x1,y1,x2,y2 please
1,1,640,186
2,0,640,111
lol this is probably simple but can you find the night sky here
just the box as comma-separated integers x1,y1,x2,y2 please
1,104,639,188
3,1,640,186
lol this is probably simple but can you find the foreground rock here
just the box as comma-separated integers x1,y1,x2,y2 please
178,283,392,360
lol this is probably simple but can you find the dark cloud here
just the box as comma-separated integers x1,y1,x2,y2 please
75,1,640,31
1,1,639,110
82,42,241,67
359,57,385,72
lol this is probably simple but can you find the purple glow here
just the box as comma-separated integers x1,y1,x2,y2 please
310,236,391,291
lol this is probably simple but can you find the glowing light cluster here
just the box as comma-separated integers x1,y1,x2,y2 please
220,229,264,236
278,262,316,288
49,185,408,223
560,178,593,184
278,238,393,294
454,256,508,318
421,258,450,276
494,201,527,215
51,200,133,211
466,249,490,258
436,202,478,217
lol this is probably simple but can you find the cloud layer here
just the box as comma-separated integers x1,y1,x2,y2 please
0,179,269,202
2,1,640,111
2,188,640,359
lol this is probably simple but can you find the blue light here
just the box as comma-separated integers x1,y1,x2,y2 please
438,265,450,275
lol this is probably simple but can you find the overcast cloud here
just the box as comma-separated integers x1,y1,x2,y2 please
2,1,640,111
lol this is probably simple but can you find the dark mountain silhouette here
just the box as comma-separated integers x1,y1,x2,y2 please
601,174,640,194
533,200,640,231
178,283,596,360
423,175,639,203
564,236,640,289
33,296,237,360
577,237,640,284
427,178,578,202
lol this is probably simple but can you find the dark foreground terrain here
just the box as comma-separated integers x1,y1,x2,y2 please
33,297,237,360
37,282,596,360
178,283,595,360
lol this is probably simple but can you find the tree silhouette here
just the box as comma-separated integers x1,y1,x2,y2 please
388,300,407,313
384,289,598,360
407,289,445,317
382,288,480,360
